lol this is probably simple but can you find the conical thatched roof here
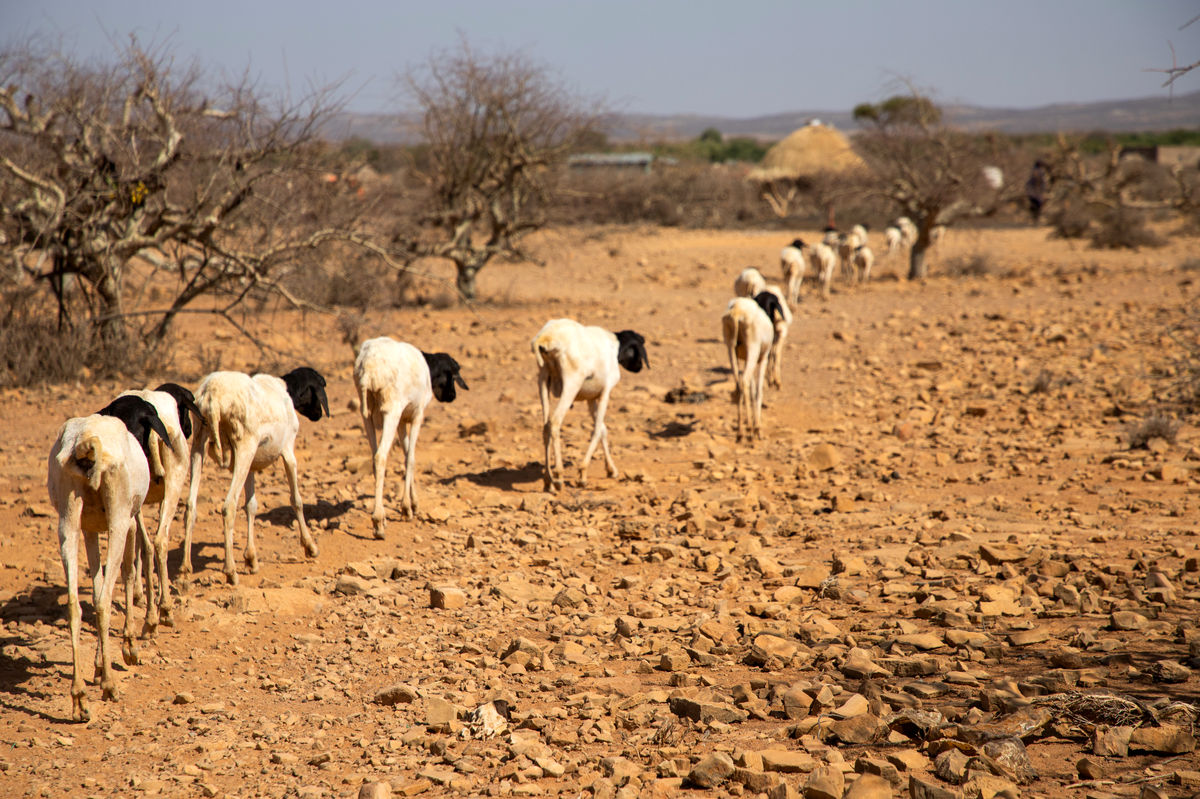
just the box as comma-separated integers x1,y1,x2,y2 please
748,123,867,181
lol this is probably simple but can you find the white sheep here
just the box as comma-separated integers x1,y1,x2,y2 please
722,293,782,442
896,216,917,248
761,285,793,389
807,241,838,298
930,224,946,247
184,367,328,585
115,384,201,628
822,226,840,247
852,245,876,283
354,337,467,538
884,225,902,257
734,266,767,299
532,319,649,492
779,239,807,306
849,223,869,247
836,234,857,282
47,407,164,722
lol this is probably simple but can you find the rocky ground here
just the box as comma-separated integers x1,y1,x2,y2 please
1,225,1199,799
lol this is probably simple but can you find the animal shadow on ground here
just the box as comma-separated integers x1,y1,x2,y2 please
649,418,700,439
443,461,544,492
260,499,352,528
0,585,99,722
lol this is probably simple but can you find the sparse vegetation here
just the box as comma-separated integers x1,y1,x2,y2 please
1090,207,1167,250
942,253,994,278
1126,414,1181,449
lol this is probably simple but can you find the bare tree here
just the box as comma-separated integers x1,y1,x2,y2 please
0,37,366,351
1147,13,1200,94
853,93,1021,279
400,43,596,300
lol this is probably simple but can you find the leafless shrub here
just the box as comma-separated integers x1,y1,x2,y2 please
1049,204,1095,239
1126,414,1180,449
0,287,160,387
1090,207,1167,250
1030,370,1056,394
942,253,993,278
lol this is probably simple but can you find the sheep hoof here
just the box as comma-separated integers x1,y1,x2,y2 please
72,694,90,723
101,681,119,702
225,570,239,586
161,606,176,628
372,523,386,541
122,640,140,666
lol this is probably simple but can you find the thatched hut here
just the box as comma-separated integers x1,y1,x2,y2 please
748,122,866,181
748,122,868,219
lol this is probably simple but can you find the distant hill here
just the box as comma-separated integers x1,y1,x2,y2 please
328,90,1200,144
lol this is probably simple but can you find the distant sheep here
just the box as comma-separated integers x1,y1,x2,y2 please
884,226,902,256
734,266,768,299
722,292,783,441
852,245,875,283
780,239,807,306
532,319,649,491
761,285,793,389
807,241,838,298
184,368,328,585
354,337,467,538
47,407,165,721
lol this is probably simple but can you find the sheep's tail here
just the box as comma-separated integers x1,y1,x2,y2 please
205,400,225,466
71,433,110,492
531,332,558,370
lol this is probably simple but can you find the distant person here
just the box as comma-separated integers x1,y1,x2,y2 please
1025,160,1049,223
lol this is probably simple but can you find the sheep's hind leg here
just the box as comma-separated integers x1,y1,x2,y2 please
281,448,319,559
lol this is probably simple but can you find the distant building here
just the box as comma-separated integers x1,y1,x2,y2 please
567,152,659,173
1119,145,1200,170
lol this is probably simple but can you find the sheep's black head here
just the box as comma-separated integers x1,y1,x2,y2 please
615,330,649,373
823,225,838,234
422,352,469,403
753,291,786,324
282,367,329,422
96,395,170,463
154,382,203,440
790,238,806,250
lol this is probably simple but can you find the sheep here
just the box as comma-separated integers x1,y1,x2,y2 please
761,285,793,389
47,403,166,721
930,224,946,247
822,225,840,247
836,234,857,282
722,292,782,442
113,384,202,629
733,266,767,299
184,367,328,585
884,225,902,256
807,241,838,298
849,223,869,247
896,216,917,248
353,337,468,538
532,319,649,492
852,245,876,283
780,239,807,306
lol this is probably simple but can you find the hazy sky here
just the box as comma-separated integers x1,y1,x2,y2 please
3,1,1197,117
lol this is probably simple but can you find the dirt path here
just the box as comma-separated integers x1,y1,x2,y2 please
1,225,1198,798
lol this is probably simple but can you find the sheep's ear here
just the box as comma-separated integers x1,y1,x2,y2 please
145,411,169,445
454,373,469,390
155,382,202,439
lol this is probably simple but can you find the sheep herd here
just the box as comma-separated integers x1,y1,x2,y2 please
44,221,922,720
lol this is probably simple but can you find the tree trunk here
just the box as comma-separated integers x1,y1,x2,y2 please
907,243,929,280
94,259,128,343
456,264,479,301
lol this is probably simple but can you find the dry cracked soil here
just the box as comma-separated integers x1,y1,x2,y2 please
1,225,1200,799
